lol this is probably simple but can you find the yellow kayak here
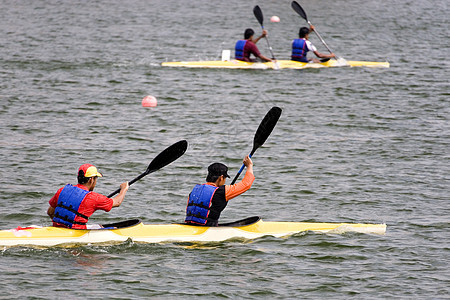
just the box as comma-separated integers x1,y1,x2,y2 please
0,217,386,247
161,59,390,69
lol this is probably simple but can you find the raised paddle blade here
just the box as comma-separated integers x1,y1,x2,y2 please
291,1,337,59
230,106,282,185
253,5,264,27
144,140,188,176
107,140,188,198
253,5,277,61
251,106,282,155
291,1,308,21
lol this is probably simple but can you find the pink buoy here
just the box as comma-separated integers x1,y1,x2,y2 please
270,16,280,23
142,95,157,107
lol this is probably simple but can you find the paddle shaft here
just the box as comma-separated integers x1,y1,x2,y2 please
262,26,276,60
230,152,255,185
291,1,336,58
107,171,152,198
106,140,188,198
307,20,334,56
253,5,276,60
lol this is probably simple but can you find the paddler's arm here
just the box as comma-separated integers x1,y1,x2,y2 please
252,45,272,62
313,50,336,59
253,29,268,44
308,26,336,59
259,54,273,62
225,156,255,201
47,190,60,219
254,30,273,62
112,181,129,208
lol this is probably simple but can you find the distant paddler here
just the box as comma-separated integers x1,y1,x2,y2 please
292,26,336,63
291,1,339,63
235,28,274,63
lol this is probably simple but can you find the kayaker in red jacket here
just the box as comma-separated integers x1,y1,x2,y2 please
47,164,129,229
185,155,255,226
235,28,273,62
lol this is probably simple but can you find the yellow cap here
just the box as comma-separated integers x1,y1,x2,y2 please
78,164,103,178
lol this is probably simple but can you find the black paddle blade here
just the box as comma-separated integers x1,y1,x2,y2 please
146,140,188,175
252,106,282,154
253,5,264,26
291,1,308,21
230,106,282,185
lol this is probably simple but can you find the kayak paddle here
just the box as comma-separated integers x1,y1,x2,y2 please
253,5,278,68
107,140,188,198
291,1,337,59
230,107,282,185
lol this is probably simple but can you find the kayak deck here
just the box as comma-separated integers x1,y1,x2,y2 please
0,217,386,247
161,59,390,69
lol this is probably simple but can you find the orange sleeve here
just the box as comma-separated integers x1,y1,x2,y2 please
224,171,255,201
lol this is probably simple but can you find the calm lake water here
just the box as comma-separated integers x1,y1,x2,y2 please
0,0,448,298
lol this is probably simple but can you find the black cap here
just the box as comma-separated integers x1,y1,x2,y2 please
207,163,230,178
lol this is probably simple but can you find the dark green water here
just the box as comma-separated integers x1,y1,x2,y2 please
0,0,448,298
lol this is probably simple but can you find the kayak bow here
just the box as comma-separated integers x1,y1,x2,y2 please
0,217,386,247
161,59,389,69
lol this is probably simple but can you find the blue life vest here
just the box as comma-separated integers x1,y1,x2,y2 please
53,184,90,228
185,184,218,225
235,40,247,60
292,39,309,62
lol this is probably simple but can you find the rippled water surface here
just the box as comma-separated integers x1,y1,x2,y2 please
0,0,448,298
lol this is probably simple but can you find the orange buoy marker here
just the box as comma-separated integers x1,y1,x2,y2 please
142,95,157,107
270,16,280,23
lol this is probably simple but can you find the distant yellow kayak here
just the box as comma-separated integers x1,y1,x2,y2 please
161,59,390,69
0,217,386,247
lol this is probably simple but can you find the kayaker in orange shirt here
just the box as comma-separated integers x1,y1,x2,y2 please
47,164,129,229
185,155,255,226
